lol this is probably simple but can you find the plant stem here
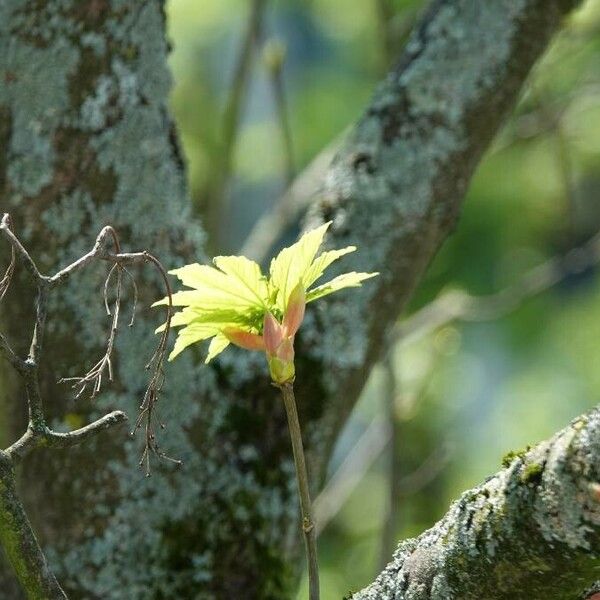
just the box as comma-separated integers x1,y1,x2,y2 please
279,382,320,600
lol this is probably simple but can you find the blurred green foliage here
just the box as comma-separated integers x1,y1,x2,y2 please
172,0,598,597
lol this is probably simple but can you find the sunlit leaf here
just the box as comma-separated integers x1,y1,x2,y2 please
306,271,378,303
304,246,356,288
213,255,269,307
153,289,252,310
168,323,220,361
160,222,378,362
205,333,230,363
270,221,331,311
169,263,266,310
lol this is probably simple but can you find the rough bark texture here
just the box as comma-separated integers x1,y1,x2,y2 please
0,0,583,598
354,409,600,600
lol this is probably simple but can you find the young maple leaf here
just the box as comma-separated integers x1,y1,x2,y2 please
155,222,378,383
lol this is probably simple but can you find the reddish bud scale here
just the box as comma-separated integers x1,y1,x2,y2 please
223,328,265,351
263,312,297,384
263,312,284,354
283,283,306,337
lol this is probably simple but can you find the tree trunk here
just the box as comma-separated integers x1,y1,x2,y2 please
0,0,583,598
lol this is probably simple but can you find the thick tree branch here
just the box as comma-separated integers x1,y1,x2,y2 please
354,407,600,599
294,0,583,479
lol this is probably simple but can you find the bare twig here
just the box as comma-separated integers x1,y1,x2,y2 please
263,39,295,186
48,224,121,288
0,214,174,466
375,0,395,68
207,0,267,249
379,353,403,570
0,332,26,374
0,215,15,302
0,213,44,280
6,411,128,463
375,0,418,72
240,137,341,261
0,212,176,596
314,414,391,536
221,0,267,173
394,441,452,495
313,411,451,537
60,265,123,399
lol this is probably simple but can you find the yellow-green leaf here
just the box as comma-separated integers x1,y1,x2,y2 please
306,271,378,303
205,333,230,363
153,289,251,310
168,324,220,361
304,246,356,289
269,221,331,311
213,255,268,308
155,306,203,333
169,263,265,310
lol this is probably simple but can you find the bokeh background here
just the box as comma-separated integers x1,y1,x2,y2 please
166,1,600,597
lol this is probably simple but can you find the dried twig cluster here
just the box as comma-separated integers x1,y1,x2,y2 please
0,213,175,473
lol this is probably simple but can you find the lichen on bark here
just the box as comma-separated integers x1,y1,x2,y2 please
354,410,600,599
0,0,587,598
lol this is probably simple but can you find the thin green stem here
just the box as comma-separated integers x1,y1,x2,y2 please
279,382,320,600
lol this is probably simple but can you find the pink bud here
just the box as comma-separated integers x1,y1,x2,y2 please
263,312,284,355
283,283,306,337
275,337,294,363
223,328,265,351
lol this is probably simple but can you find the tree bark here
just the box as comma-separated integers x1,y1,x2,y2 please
0,451,66,599
354,409,600,600
0,0,583,598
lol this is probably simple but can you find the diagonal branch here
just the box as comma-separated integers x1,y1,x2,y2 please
6,411,128,464
289,0,584,484
393,228,600,349
354,406,600,599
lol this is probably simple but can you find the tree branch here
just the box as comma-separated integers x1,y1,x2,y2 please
6,411,128,464
393,228,600,349
0,213,173,596
354,406,600,599
0,452,67,599
292,0,583,479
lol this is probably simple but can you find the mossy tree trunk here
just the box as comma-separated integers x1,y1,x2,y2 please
0,0,586,598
